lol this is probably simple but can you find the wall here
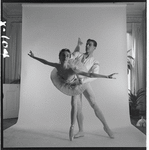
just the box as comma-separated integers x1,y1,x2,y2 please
3,84,20,119
16,4,130,131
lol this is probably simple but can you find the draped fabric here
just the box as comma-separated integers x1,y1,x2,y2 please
130,23,145,94
4,23,22,83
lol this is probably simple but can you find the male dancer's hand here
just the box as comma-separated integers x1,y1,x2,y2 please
107,73,118,79
28,50,35,58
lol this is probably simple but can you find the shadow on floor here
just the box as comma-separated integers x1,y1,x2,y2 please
3,117,146,135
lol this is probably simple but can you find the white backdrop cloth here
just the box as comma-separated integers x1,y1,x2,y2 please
4,4,146,147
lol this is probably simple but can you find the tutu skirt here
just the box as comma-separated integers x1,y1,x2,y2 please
51,68,87,96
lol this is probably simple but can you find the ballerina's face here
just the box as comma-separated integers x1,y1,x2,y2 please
59,50,71,64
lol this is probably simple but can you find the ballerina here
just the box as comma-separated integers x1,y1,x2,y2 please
28,49,117,141
28,50,117,96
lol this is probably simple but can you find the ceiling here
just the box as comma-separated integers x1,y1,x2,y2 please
3,2,146,18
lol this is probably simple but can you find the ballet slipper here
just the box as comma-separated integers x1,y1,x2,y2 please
103,126,114,139
78,38,83,45
74,131,84,138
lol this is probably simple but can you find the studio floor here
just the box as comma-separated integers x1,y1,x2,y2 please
2,116,146,147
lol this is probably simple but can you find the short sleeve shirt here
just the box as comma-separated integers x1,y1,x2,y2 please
71,51,99,74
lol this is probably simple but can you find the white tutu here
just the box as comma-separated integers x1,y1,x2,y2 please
50,59,88,96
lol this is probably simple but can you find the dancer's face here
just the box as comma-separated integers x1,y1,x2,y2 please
59,51,71,63
85,41,96,55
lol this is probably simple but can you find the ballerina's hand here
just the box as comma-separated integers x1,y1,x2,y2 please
71,79,82,86
28,50,34,58
107,73,118,79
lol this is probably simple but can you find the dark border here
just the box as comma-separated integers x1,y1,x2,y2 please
1,0,147,149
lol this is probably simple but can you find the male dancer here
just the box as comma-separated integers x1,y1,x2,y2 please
69,38,114,140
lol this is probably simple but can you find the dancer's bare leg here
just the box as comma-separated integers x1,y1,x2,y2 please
74,94,84,138
93,103,114,138
69,95,79,141
83,84,114,139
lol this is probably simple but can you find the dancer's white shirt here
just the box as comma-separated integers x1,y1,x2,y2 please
71,51,100,84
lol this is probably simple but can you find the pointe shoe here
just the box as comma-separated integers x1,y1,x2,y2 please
78,38,83,45
69,125,74,141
